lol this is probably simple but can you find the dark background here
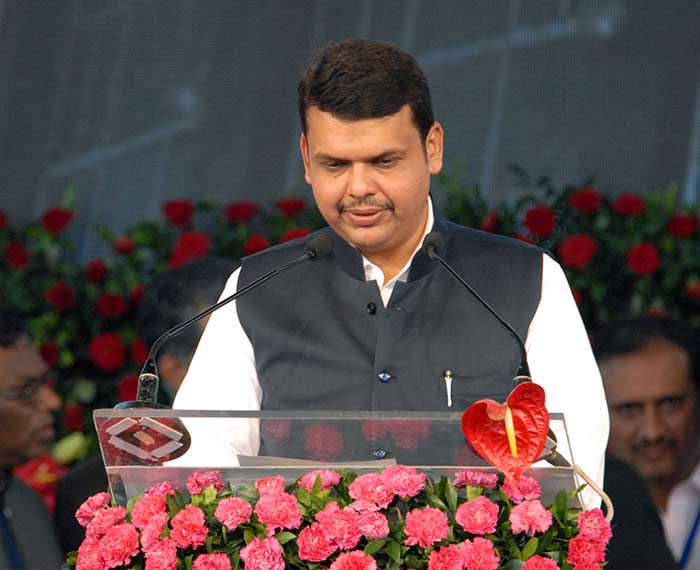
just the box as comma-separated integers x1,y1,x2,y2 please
1,0,699,257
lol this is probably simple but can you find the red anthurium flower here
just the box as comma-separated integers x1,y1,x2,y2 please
244,234,270,256
523,204,555,238
168,231,212,268
557,234,597,270
4,241,30,269
163,199,194,228
568,187,603,214
275,197,306,218
39,341,60,367
89,333,126,372
85,259,108,283
480,210,500,233
41,207,74,235
114,236,135,254
44,281,76,311
96,293,128,318
462,383,549,481
225,201,261,224
667,212,696,238
626,242,660,275
611,193,645,217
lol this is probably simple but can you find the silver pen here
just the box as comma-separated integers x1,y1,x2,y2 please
443,369,453,408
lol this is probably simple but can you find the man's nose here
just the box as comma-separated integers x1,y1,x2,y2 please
347,163,374,197
36,382,62,412
639,406,666,441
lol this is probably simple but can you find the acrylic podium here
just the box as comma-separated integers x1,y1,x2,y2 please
93,408,581,507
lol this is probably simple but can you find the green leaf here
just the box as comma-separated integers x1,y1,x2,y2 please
521,537,539,559
386,540,402,563
364,539,386,555
445,479,458,512
275,531,297,545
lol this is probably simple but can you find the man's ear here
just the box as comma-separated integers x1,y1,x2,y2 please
425,121,444,175
300,133,312,184
157,353,189,393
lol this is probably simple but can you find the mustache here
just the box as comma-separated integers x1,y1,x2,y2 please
338,197,394,213
632,437,677,453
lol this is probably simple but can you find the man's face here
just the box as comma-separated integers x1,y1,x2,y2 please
602,338,699,484
300,105,443,266
0,335,61,468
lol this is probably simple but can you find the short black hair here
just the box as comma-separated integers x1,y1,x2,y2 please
0,309,27,348
298,38,435,143
593,316,700,390
137,258,235,360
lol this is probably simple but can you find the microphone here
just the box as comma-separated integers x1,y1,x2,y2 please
116,233,334,409
422,231,531,382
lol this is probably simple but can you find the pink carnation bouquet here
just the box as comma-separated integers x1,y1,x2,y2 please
65,465,610,570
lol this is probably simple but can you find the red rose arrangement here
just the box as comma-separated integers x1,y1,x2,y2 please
66,466,609,570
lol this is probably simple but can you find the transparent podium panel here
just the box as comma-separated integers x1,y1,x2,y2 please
93,409,578,507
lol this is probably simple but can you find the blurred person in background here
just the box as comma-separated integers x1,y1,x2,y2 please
595,316,699,569
54,257,233,553
0,309,64,569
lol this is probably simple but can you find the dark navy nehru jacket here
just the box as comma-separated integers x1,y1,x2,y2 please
236,214,543,412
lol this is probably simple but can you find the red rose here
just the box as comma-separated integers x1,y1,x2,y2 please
571,288,583,305
89,333,126,372
130,284,145,305
39,341,60,367
163,199,194,228
275,197,306,218
626,242,660,275
279,227,312,243
117,373,139,402
225,201,261,224
667,212,696,238
0,210,7,230
96,293,129,318
168,231,212,268
514,233,535,245
85,259,108,283
63,402,84,432
480,210,500,233
647,307,671,318
686,278,700,300
568,187,603,214
41,207,73,235
557,234,597,269
244,234,270,256
114,236,135,254
131,338,149,364
523,204,555,238
612,193,645,217
44,281,76,311
4,241,30,269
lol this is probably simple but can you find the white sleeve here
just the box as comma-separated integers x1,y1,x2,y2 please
171,267,261,466
526,254,609,510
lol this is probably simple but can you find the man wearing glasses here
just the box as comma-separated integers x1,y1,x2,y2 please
0,310,64,569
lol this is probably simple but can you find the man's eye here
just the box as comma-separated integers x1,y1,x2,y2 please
660,396,685,411
324,161,346,170
612,403,641,418
373,157,395,168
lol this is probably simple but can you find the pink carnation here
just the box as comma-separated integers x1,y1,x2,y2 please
76,536,102,570
298,469,342,492
130,492,166,529
145,538,178,570
171,504,208,549
193,553,233,570
255,475,286,495
98,523,139,568
187,470,224,494
509,501,553,536
145,481,178,497
523,555,560,570
577,509,612,544
428,544,466,570
453,470,498,489
254,491,302,534
214,496,253,531
240,537,285,570
86,506,126,539
567,535,607,568
141,512,170,551
348,473,395,509
358,511,390,540
403,506,450,548
297,522,338,561
503,476,542,503
76,492,111,527
461,537,500,570
455,496,499,535
316,502,363,549
382,465,426,498
329,550,378,570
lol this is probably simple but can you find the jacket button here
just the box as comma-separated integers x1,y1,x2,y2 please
366,302,377,315
377,372,392,383
373,449,387,459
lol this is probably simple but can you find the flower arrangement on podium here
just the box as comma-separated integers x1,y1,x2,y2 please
67,383,611,570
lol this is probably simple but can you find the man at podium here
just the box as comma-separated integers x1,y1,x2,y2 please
173,38,608,509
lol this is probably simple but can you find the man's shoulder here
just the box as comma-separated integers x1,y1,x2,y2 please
444,221,546,260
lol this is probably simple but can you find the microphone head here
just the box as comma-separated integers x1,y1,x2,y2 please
305,234,334,260
422,231,446,257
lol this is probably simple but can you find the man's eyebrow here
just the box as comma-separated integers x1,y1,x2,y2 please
314,149,404,162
